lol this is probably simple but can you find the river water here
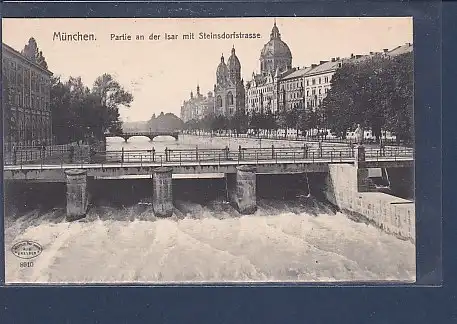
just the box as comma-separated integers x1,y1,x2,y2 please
4,136,415,284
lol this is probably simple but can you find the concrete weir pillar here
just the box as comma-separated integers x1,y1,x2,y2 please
354,144,366,168
152,167,173,217
354,145,370,192
234,166,257,214
65,169,89,221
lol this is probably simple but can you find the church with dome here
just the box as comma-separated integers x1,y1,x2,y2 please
181,19,411,122
213,46,245,117
245,21,295,115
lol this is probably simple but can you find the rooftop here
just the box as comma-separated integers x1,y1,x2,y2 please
386,43,413,56
281,66,313,80
301,43,413,77
2,42,52,75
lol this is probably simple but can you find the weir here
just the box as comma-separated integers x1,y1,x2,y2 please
5,145,415,241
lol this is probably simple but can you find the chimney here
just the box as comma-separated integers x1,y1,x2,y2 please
356,55,362,59
320,60,328,64
407,42,411,46
383,48,389,53
369,51,373,55
350,53,354,58
311,64,317,68
331,57,335,62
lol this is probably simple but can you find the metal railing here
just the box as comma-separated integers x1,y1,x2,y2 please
3,143,89,166
4,145,414,168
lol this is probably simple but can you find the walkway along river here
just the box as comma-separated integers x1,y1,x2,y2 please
4,136,415,284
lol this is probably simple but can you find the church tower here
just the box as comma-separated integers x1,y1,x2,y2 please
214,47,245,117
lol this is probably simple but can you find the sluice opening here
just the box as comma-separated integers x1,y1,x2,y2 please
4,181,66,215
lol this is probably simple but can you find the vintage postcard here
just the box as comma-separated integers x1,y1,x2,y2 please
2,17,415,284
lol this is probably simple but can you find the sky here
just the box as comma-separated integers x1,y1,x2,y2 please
2,18,413,122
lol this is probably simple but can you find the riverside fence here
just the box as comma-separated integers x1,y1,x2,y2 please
4,145,414,167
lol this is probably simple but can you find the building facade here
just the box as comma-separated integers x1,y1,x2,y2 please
277,66,312,112
180,85,215,123
213,47,245,117
2,38,53,150
277,43,413,115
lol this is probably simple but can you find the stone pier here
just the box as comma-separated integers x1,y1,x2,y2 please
65,169,89,221
233,166,257,214
354,145,372,192
152,167,173,217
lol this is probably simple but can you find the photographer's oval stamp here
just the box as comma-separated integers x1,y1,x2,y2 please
11,240,42,259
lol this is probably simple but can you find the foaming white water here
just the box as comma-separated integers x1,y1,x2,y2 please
4,199,415,284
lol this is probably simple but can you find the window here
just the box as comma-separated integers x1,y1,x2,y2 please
312,78,316,85
306,90,309,96
306,80,309,86
229,94,235,105
319,77,321,84
319,89,321,94
216,95,222,107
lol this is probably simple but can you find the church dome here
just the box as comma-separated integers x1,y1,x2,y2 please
260,23,292,60
227,47,241,72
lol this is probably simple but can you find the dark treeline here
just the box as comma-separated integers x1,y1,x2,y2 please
146,112,184,132
51,73,133,144
184,109,289,136
322,52,413,143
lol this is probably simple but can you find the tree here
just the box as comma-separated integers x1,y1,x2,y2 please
276,107,299,138
249,111,262,135
92,73,133,134
322,52,413,143
297,104,316,137
50,74,133,144
230,109,249,135
263,110,277,135
51,76,75,143
383,53,414,143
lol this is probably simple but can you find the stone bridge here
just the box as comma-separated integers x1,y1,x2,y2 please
106,131,180,142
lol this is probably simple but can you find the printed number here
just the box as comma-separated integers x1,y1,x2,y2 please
20,262,34,268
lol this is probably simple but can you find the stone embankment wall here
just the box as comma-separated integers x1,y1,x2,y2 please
324,163,415,242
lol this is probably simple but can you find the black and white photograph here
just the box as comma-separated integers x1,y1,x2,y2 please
2,17,415,284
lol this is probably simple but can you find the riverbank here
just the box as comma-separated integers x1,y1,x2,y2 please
179,134,346,150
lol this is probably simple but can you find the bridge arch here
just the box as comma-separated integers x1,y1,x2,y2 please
151,134,179,142
124,135,154,142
